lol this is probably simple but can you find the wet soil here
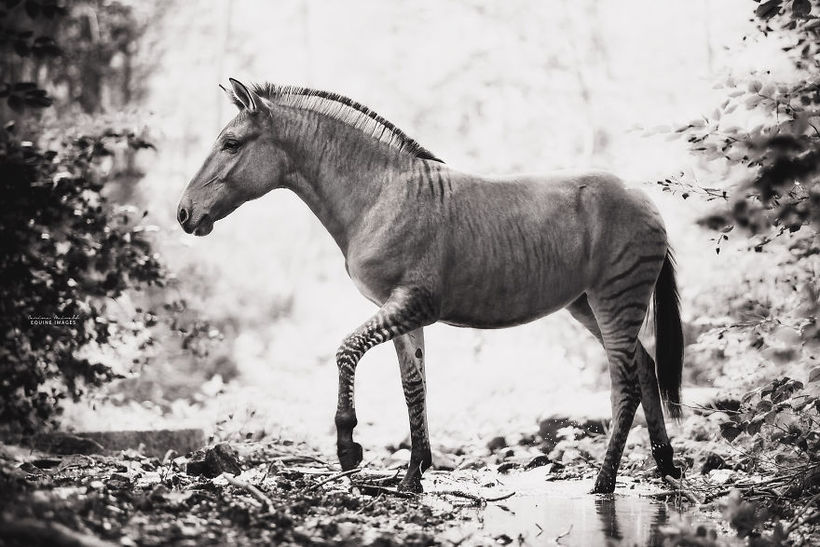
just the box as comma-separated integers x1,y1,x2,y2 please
428,472,719,546
0,437,724,546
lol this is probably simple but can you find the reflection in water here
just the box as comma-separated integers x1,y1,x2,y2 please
594,496,623,541
646,503,671,547
594,493,671,546
446,475,693,546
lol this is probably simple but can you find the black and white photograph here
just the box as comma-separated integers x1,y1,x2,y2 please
1,1,819,545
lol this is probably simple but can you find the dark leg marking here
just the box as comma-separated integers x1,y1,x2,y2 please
394,329,431,493
585,272,663,493
594,373,641,494
636,344,681,479
334,287,436,472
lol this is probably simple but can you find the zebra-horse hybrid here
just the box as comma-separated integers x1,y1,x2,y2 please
177,79,683,493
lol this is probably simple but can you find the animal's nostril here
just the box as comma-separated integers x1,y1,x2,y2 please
177,206,189,225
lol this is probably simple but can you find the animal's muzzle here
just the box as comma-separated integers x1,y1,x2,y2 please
177,200,197,234
177,203,195,234
177,203,190,226
177,197,217,236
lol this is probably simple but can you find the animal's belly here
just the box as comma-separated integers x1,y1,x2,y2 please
438,279,585,329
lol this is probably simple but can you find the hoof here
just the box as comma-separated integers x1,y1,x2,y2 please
592,475,616,494
660,464,682,480
397,476,423,494
652,443,681,479
398,465,424,494
338,442,363,471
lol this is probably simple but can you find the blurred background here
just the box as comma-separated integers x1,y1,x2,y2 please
2,0,817,458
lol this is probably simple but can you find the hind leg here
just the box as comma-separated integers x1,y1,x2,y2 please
636,345,681,478
569,295,680,480
567,295,681,479
569,294,641,492
594,342,641,493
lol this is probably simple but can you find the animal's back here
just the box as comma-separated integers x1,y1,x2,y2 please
436,169,665,327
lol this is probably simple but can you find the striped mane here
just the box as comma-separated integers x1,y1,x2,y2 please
239,83,444,163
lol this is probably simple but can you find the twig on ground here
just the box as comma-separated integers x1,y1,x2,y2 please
677,401,741,415
360,469,401,485
702,467,816,503
274,455,330,466
641,490,680,499
702,488,733,503
733,470,803,489
281,466,397,479
223,473,274,509
281,467,337,476
432,489,486,504
355,483,415,499
555,524,573,544
355,489,382,513
431,489,515,505
484,491,516,502
356,469,400,480
308,467,361,490
663,475,702,505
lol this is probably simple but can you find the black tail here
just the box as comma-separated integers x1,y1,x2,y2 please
654,250,683,419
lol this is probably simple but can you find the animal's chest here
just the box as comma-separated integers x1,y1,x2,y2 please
347,264,388,305
343,206,434,305
345,246,405,306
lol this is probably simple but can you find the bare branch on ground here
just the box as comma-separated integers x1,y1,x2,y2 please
223,473,274,509
663,475,703,505
308,467,361,490
555,524,573,544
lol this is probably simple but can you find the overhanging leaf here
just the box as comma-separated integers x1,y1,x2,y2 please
792,0,811,18
746,417,765,436
756,399,773,412
720,422,743,442
756,0,783,20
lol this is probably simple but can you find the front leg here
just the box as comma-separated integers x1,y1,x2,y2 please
393,328,432,493
335,287,437,472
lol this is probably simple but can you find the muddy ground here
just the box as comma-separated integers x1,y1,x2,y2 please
1,410,817,546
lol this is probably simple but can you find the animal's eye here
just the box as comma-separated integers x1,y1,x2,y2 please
222,139,240,152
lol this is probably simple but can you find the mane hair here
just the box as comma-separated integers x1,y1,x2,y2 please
235,82,444,163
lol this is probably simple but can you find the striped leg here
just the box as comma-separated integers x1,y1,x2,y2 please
635,344,681,478
592,336,641,493
568,295,680,481
335,287,436,471
393,328,431,492
587,253,665,493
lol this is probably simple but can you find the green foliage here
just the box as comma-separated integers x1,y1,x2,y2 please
660,0,820,238
0,124,164,432
719,377,819,469
0,1,216,433
0,0,153,117
0,0,64,115
0,0,226,434
659,372,819,546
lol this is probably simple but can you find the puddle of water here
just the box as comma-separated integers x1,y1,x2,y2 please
425,470,709,546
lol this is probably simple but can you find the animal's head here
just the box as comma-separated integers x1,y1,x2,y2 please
177,78,288,236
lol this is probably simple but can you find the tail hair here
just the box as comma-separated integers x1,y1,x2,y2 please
654,250,684,419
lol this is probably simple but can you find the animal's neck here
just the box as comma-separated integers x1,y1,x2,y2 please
276,107,412,255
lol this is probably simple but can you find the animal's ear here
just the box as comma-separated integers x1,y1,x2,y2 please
218,83,235,104
228,78,258,112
